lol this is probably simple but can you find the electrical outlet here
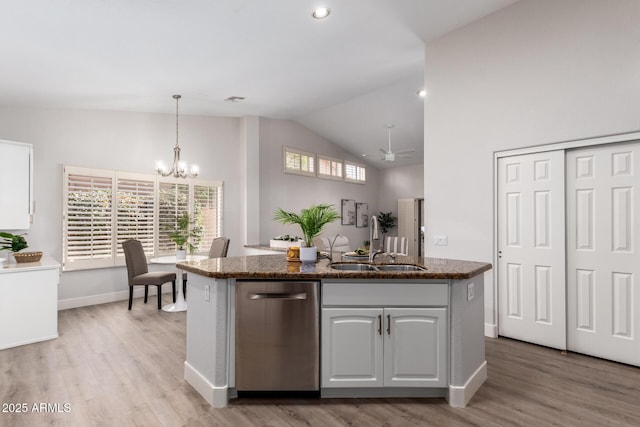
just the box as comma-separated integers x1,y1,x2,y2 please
467,283,474,302
204,284,210,301
433,235,448,246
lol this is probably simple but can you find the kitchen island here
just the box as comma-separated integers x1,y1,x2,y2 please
178,254,491,408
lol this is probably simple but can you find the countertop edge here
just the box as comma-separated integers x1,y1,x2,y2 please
177,255,492,281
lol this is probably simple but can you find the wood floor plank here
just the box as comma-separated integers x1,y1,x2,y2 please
1,298,639,426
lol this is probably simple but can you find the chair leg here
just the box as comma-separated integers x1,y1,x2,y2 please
172,281,176,303
144,285,149,303
157,285,162,309
128,287,133,310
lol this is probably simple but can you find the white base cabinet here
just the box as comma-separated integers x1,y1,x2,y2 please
322,307,447,388
0,257,60,350
321,281,449,391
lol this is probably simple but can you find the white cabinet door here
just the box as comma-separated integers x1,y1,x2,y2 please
0,140,33,230
0,265,59,349
322,307,448,389
497,150,566,349
384,308,447,387
566,143,640,366
321,308,383,388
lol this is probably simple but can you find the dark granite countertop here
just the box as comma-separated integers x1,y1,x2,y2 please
177,254,491,280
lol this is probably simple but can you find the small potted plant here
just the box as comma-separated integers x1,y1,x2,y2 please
377,211,397,251
167,213,202,260
274,204,340,263
0,231,41,263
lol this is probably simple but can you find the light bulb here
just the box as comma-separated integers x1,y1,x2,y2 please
312,7,330,19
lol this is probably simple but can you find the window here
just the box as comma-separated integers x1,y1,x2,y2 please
63,167,114,270
116,173,155,258
63,166,223,271
282,145,367,185
317,155,343,181
344,161,367,184
283,146,315,177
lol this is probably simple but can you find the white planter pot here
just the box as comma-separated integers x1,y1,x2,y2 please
176,249,187,261
299,246,317,263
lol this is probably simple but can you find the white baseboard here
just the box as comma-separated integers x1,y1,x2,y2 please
447,361,488,408
184,361,228,408
58,287,174,311
485,323,498,338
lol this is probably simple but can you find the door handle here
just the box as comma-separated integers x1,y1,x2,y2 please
387,314,391,335
248,292,307,300
378,314,382,335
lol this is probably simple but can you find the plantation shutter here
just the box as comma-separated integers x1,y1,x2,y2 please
345,161,367,183
63,166,224,270
193,184,222,252
116,174,156,261
158,181,189,255
63,167,115,270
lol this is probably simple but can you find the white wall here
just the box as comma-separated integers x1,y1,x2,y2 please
0,106,244,305
258,118,379,250
423,0,640,331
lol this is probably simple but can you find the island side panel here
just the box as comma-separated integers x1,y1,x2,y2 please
448,274,487,407
185,274,229,407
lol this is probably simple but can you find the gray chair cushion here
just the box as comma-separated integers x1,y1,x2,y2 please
131,271,177,286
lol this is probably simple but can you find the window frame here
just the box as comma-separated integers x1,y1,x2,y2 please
317,154,343,181
63,165,223,272
344,160,367,184
283,146,316,177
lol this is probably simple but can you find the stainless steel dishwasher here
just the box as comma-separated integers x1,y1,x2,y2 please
235,280,319,392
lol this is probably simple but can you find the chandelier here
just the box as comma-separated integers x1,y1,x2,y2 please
155,94,199,178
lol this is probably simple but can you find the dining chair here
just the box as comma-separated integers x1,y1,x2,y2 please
122,239,177,310
182,237,230,297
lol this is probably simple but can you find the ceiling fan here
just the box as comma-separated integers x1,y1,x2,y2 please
362,124,415,162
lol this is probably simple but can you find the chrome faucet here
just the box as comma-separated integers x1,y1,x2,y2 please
369,215,382,263
328,234,341,262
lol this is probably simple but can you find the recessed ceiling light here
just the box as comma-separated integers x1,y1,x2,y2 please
417,89,427,98
225,96,245,103
312,7,330,19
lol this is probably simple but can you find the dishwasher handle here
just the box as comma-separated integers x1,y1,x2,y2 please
248,292,307,300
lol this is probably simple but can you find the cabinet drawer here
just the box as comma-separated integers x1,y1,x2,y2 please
322,281,448,307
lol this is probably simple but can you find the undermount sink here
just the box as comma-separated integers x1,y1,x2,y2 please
330,263,427,272
329,263,377,271
375,264,427,272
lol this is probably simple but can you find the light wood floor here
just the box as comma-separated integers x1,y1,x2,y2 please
1,300,639,427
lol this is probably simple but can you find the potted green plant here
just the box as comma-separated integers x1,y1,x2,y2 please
377,211,397,251
167,213,202,260
0,232,41,263
274,203,340,262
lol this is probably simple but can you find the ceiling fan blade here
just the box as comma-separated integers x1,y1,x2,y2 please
362,153,383,158
397,154,413,158
379,148,388,154
394,148,416,155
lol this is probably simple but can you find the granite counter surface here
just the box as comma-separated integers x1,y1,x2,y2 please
177,254,491,280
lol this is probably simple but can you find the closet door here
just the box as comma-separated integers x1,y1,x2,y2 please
497,151,566,349
566,143,640,366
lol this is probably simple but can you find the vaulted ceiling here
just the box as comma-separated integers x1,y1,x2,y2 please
1,0,518,168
